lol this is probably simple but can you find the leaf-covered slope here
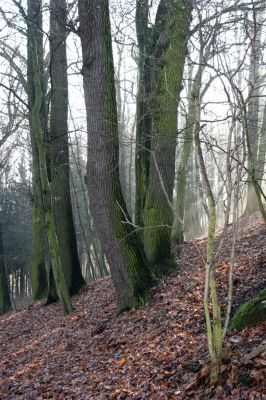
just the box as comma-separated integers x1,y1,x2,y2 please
0,213,265,399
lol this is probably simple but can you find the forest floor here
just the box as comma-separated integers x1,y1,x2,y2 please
0,213,266,399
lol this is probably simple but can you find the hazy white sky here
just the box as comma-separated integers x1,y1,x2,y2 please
0,0,265,188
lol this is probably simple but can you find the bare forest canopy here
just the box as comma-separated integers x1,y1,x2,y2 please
0,0,265,394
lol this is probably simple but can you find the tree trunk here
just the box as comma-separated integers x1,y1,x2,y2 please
172,59,195,244
258,102,266,186
194,41,222,383
78,0,152,311
30,30,73,314
135,0,152,232
47,0,85,301
69,139,107,281
0,223,12,315
172,41,214,244
115,44,130,212
19,267,25,298
245,12,263,215
143,0,192,270
27,0,48,301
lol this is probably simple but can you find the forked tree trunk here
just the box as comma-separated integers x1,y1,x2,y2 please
78,0,152,311
143,0,192,270
194,39,222,384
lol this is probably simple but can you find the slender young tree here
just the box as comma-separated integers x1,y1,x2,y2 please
47,0,85,302
78,0,153,311
172,36,217,244
194,70,223,384
172,59,195,244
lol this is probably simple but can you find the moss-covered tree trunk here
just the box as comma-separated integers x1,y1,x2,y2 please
30,31,73,314
27,0,48,301
78,0,152,311
135,0,152,232
47,0,85,303
143,0,192,270
0,223,12,315
229,288,266,330
31,184,47,300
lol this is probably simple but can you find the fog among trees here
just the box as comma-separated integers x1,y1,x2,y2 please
0,0,265,387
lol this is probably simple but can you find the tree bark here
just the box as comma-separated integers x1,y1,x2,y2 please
244,11,263,215
257,101,266,186
172,59,195,244
30,31,73,314
47,0,85,301
135,0,152,232
143,0,192,270
27,0,48,301
0,222,12,315
78,0,152,311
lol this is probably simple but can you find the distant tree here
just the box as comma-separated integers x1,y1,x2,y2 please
1,156,31,299
244,10,264,216
0,74,27,313
70,141,108,281
172,37,215,244
0,222,12,315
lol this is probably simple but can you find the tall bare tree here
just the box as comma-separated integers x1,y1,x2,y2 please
47,0,85,303
27,0,48,300
135,0,192,271
78,0,153,310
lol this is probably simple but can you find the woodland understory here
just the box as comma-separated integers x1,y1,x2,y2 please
0,212,265,400
0,0,266,395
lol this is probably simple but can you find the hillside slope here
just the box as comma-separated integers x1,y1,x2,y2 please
0,213,265,399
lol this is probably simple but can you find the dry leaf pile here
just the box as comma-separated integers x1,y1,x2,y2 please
0,213,265,399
